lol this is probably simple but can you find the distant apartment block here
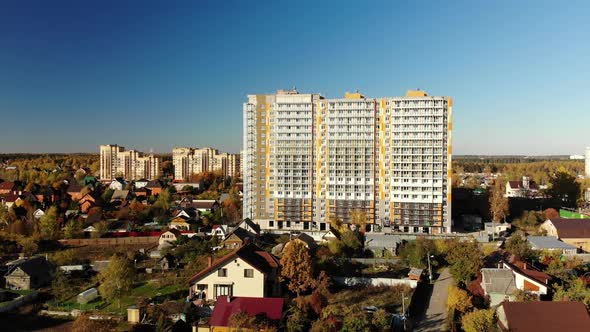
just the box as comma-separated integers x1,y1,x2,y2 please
172,147,240,180
243,89,452,234
99,144,161,181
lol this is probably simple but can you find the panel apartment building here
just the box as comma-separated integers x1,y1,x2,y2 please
99,144,161,181
243,89,452,234
172,147,240,180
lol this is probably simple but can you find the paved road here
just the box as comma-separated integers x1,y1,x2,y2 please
414,268,453,332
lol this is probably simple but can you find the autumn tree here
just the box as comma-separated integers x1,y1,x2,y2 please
63,220,82,239
446,241,483,285
38,206,60,240
447,285,473,314
350,209,368,231
461,309,495,332
280,240,315,296
98,254,135,304
504,232,537,261
553,278,590,310
489,180,509,223
543,208,559,220
17,237,38,256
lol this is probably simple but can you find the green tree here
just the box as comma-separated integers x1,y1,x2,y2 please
63,221,82,239
461,308,495,332
446,241,483,284
553,278,590,310
399,238,435,268
549,170,580,208
505,233,537,261
38,206,60,240
286,305,311,332
98,254,135,304
17,237,38,256
51,270,74,302
280,240,315,296
341,311,371,332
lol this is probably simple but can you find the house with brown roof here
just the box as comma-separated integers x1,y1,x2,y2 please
222,227,257,249
505,176,541,198
145,180,162,196
207,296,284,332
188,243,280,302
496,301,590,332
0,181,16,195
78,193,98,214
66,183,85,200
158,229,182,248
540,218,590,252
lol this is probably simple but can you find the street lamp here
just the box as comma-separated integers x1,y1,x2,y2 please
427,252,434,283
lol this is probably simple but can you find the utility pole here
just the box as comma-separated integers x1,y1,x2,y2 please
427,251,433,283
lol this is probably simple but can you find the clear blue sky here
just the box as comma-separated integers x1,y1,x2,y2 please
1,0,588,155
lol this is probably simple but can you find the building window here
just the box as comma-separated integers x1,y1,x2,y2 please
214,284,233,298
244,269,254,278
218,268,228,277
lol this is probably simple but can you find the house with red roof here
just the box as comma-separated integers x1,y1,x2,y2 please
505,176,541,198
0,181,16,195
207,296,284,332
188,243,280,302
502,259,551,296
496,301,590,332
540,218,590,252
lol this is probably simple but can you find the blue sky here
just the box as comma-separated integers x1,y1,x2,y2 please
0,0,588,155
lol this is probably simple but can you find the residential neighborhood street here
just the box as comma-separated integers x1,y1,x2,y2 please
414,268,453,332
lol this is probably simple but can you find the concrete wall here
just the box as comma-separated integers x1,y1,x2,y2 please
333,277,417,289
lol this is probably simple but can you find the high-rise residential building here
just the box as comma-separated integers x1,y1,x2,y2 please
172,147,240,180
99,144,161,180
243,89,452,234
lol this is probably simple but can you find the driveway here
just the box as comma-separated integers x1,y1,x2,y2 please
414,267,453,332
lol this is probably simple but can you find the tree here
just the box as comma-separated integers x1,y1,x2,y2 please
340,229,363,255
553,278,590,310
504,233,537,261
51,270,73,302
446,241,483,284
489,181,509,223
63,220,82,239
280,240,315,296
543,208,559,220
461,309,495,332
286,304,312,332
341,311,371,332
549,170,580,208
38,206,60,240
349,209,368,231
98,254,135,303
398,238,436,268
18,236,38,256
447,285,473,314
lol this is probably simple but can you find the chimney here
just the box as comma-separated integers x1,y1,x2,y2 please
207,256,213,267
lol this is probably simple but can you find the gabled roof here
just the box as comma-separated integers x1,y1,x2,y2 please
481,268,517,295
110,190,130,201
146,180,162,188
162,228,182,238
190,200,218,210
547,218,590,238
238,219,261,235
209,296,284,328
67,183,83,193
0,181,16,190
498,301,590,332
188,243,279,284
508,180,539,190
5,256,54,279
223,227,255,242
503,260,551,286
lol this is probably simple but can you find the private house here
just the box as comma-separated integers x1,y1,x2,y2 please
168,216,193,231
66,183,85,200
496,301,590,332
210,225,230,239
158,254,177,271
133,187,151,199
284,233,318,252
1,193,19,209
222,227,257,249
0,181,16,195
109,178,126,191
502,260,551,296
159,229,182,248
480,268,517,306
505,176,541,198
4,256,55,290
33,209,45,220
540,218,590,252
189,200,219,214
527,236,579,255
134,179,149,189
78,193,97,214
236,219,261,237
110,190,131,206
175,208,199,221
188,243,280,301
207,296,284,332
145,180,162,196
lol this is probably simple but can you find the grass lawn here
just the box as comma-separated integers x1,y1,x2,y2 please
101,281,186,315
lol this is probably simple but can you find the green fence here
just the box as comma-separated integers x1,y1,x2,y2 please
559,209,589,219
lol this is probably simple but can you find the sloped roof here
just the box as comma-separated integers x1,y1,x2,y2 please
110,190,130,201
67,183,83,193
162,228,182,238
481,268,516,295
508,180,539,190
6,256,54,279
504,260,551,285
499,301,590,332
190,200,218,209
548,218,590,238
224,227,255,242
146,180,162,188
209,296,284,328
527,236,578,250
0,181,16,190
188,243,278,284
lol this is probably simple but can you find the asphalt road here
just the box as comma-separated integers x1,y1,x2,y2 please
414,267,453,332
